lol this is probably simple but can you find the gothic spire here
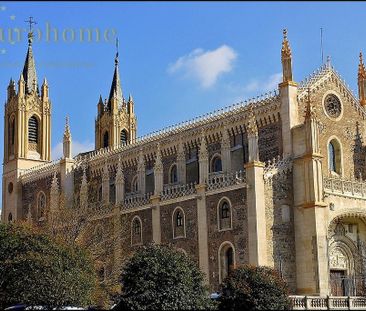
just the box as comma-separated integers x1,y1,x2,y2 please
63,116,72,159
281,28,293,83
358,52,366,106
108,38,123,110
22,17,38,95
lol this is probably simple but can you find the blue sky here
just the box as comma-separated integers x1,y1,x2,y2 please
0,1,365,207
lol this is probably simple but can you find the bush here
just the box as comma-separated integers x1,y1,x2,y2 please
0,222,98,309
219,265,291,310
117,244,215,310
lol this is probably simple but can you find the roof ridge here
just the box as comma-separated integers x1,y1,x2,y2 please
75,89,280,164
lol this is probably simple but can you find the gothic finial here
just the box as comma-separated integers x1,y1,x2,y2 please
63,116,71,140
304,87,317,119
326,55,331,67
359,51,366,78
283,28,287,39
358,51,366,106
247,106,258,136
115,37,119,66
25,16,37,45
281,28,293,83
281,28,291,59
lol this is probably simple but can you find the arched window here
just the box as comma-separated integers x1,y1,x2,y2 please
173,207,186,239
218,198,232,231
103,131,109,148
109,183,116,204
8,116,15,156
169,164,178,184
219,242,236,284
37,192,46,221
28,115,38,144
328,138,342,175
211,155,222,173
98,185,103,202
131,175,138,193
176,211,183,227
131,216,142,245
120,129,128,146
8,213,12,223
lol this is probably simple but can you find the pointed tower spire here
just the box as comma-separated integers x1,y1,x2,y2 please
281,28,293,83
108,38,123,110
63,116,72,159
358,52,366,106
22,17,38,95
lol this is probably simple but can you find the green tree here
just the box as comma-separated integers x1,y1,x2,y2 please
0,222,98,309
219,265,291,311
117,244,215,310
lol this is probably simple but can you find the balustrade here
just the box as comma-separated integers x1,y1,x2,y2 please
323,177,366,199
289,295,366,310
206,170,246,191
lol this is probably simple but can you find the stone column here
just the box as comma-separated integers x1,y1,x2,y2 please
221,127,231,173
196,183,209,284
112,204,122,281
154,144,163,195
196,132,210,283
292,93,329,295
245,161,267,266
177,140,186,184
60,158,74,207
102,161,110,204
245,111,267,266
49,172,59,221
80,166,88,209
151,196,161,244
115,159,125,204
137,149,146,193
199,133,209,184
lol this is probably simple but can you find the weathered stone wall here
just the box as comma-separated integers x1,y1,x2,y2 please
22,174,56,221
120,208,153,257
258,121,283,162
206,188,248,291
160,199,199,262
265,170,297,293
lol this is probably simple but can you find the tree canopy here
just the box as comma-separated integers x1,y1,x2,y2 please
219,265,291,310
117,244,215,310
0,222,98,309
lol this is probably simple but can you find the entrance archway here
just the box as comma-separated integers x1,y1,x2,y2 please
328,216,366,296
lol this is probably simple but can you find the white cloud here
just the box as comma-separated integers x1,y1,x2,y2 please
51,140,94,160
168,45,237,88
242,73,282,93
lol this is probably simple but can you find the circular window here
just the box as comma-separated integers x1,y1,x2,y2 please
324,94,342,119
8,182,13,194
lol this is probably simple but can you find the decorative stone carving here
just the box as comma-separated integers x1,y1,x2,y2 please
330,247,348,270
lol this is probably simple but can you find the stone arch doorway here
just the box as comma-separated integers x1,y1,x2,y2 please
218,242,236,284
328,215,366,296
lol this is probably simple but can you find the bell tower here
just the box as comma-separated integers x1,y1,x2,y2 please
2,19,52,222
95,39,137,150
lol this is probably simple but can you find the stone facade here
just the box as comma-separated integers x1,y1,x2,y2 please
4,29,366,296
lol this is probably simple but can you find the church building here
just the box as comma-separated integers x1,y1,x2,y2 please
3,27,366,297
